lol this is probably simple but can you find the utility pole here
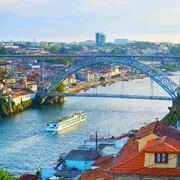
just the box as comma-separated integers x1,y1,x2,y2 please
96,131,98,151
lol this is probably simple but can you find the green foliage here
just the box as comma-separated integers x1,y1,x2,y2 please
111,74,120,78
129,129,138,133
127,70,137,75
170,45,180,56
0,98,33,117
50,46,59,54
0,169,17,180
36,169,41,176
100,76,105,81
71,83,77,87
162,63,180,72
59,47,69,54
55,83,64,92
0,46,13,54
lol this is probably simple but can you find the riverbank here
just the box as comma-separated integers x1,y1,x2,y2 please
161,98,180,126
64,79,115,93
64,75,145,93
0,99,32,117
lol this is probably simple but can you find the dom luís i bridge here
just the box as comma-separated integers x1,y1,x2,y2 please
1,54,180,104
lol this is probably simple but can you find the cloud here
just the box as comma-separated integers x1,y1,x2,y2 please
0,0,72,17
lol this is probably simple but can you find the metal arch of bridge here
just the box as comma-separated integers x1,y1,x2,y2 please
45,57,178,99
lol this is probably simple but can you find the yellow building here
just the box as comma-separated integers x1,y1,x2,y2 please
3,78,16,87
110,137,180,180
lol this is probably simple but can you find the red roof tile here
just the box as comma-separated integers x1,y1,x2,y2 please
12,94,20,99
18,174,37,180
79,156,114,180
79,167,112,180
114,138,139,165
135,121,180,140
115,133,135,141
92,156,114,167
110,151,180,176
142,137,180,153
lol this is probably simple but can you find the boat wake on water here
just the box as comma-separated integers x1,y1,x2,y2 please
3,130,54,153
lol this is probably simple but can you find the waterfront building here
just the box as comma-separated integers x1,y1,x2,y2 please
79,156,114,180
3,78,16,87
16,77,27,89
134,120,180,151
6,89,35,105
26,47,40,54
79,121,180,180
110,137,180,180
96,32,106,46
76,69,95,81
0,60,11,70
27,80,38,92
65,150,100,171
0,83,11,95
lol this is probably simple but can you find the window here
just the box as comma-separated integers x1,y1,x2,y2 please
155,153,168,163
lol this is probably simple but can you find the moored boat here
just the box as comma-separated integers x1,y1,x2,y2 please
46,111,86,132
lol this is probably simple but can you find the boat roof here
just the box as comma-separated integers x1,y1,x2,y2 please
47,112,85,123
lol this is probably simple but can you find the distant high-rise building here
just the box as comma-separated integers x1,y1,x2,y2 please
114,39,132,45
96,33,106,46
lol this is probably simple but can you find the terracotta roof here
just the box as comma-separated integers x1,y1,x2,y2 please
5,92,11,96
92,156,114,167
12,94,20,99
114,138,139,165
18,174,37,180
115,133,135,140
110,151,180,176
142,137,180,153
135,121,180,140
79,168,112,180
79,156,114,180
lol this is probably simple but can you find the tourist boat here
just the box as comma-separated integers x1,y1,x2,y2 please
46,112,86,132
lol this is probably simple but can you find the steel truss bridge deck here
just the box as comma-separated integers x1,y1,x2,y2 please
38,93,174,101
0,54,180,59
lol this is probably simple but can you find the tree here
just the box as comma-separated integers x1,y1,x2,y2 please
59,47,69,54
0,46,13,54
50,46,59,54
55,83,64,92
0,169,17,180
100,76,105,81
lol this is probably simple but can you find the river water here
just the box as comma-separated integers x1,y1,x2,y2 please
0,76,179,175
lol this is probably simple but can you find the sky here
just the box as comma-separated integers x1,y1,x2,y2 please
0,0,180,43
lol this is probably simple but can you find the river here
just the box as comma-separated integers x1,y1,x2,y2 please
0,76,179,175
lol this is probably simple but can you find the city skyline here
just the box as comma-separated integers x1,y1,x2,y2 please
0,0,180,43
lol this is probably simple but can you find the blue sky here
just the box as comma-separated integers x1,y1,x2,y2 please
0,0,180,43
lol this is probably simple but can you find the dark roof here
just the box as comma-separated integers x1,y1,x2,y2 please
135,121,180,140
98,143,111,150
18,174,37,180
65,150,100,161
54,170,82,178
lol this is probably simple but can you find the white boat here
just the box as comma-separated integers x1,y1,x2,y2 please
45,111,86,132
